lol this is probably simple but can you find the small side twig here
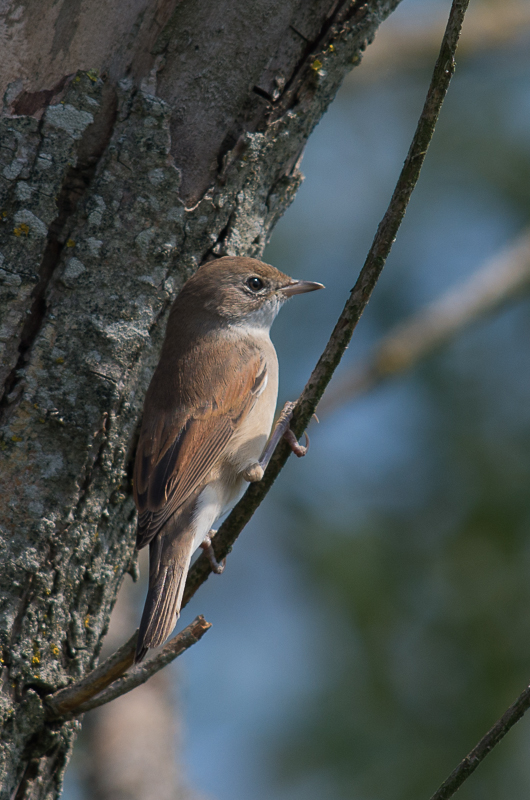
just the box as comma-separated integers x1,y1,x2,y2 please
319,227,530,414
45,616,210,720
182,0,470,608
44,632,138,718
429,683,530,800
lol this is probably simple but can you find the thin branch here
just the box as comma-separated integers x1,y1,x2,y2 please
429,682,530,800
42,0,469,724
319,227,530,415
182,0,471,607
45,616,210,720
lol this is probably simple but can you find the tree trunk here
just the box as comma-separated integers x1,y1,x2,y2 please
0,1,400,797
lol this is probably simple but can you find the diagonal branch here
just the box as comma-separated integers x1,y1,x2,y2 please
42,0,469,722
319,226,530,415
182,0,471,607
429,682,530,800
45,616,210,720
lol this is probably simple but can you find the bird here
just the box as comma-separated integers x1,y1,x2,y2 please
133,255,324,662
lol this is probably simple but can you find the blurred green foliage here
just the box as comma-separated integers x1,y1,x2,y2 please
265,9,530,799
276,342,530,798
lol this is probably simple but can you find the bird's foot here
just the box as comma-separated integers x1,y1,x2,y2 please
200,531,225,574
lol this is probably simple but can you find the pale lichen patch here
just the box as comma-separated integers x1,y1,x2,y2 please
45,104,94,140
61,258,86,286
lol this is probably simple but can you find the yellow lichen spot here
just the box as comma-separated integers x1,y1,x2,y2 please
84,615,90,628
32,642,41,665
55,357,65,365
311,59,322,71
33,403,39,409
51,645,60,657
11,435,22,443
86,69,99,82
31,656,40,666
39,418,45,423
73,76,81,84
14,223,30,237
328,44,335,52
66,239,76,247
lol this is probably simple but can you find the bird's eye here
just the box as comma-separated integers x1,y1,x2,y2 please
246,276,264,292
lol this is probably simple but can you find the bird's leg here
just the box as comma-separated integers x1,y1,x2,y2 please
242,402,310,483
200,530,225,574
262,401,310,463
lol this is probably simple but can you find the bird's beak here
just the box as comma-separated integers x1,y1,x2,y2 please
281,280,325,297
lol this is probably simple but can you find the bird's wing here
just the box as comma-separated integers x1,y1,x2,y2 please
134,345,267,549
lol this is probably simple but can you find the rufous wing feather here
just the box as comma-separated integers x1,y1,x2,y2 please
133,339,269,659
134,344,267,549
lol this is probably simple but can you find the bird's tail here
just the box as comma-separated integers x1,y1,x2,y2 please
135,519,196,663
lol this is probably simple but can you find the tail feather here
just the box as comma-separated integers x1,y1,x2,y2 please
135,519,195,663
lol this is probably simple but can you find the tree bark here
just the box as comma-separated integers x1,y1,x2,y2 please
0,1,400,797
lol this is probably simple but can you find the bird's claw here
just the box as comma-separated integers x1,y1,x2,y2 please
200,532,226,574
283,428,309,457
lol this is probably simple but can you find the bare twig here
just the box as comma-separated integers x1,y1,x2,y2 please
429,683,530,800
182,0,470,607
43,0,469,723
45,616,210,720
319,227,530,415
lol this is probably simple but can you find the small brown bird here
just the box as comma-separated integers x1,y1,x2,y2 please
133,256,323,661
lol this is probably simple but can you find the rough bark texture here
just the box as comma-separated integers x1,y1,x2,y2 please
0,1,401,797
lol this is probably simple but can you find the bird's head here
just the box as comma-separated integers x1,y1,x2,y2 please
179,256,324,331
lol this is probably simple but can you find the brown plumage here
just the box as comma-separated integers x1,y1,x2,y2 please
133,257,323,661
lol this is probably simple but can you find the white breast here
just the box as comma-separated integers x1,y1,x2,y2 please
190,328,280,552
225,334,278,474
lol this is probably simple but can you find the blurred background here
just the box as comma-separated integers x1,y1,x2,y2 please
64,0,530,797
